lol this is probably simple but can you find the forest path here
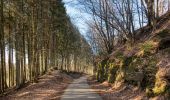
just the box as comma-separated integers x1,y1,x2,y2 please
61,76,102,100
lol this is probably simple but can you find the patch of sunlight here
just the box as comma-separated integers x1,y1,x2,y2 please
65,89,90,92
17,92,30,97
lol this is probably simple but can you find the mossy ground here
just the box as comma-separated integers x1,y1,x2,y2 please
96,31,170,98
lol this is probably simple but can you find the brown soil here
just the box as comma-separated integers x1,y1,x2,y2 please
87,76,148,100
0,70,73,100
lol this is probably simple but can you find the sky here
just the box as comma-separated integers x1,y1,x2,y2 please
63,0,91,37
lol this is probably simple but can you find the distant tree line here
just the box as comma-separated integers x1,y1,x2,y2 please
0,0,92,93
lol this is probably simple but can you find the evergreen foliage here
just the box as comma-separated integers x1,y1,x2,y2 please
0,0,92,93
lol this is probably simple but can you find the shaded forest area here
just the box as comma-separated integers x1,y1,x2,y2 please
0,0,92,94
79,0,170,99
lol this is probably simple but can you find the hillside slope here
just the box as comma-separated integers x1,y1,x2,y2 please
136,11,170,41
94,12,170,100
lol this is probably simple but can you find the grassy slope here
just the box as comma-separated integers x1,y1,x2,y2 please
94,12,170,99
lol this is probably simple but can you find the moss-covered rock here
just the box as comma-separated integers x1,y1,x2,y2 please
142,56,158,88
108,62,119,83
94,31,170,98
153,78,168,95
115,69,125,82
158,38,170,51
146,87,154,97
137,41,157,57
156,29,170,39
96,58,111,82
153,65,170,96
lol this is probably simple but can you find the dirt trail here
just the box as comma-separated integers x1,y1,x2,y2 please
87,77,149,100
0,70,73,100
61,76,102,100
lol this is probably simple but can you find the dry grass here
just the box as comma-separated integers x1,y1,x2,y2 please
87,76,148,100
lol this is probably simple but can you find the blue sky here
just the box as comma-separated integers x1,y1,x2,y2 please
63,0,91,37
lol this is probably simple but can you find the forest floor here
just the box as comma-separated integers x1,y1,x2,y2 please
0,70,75,100
87,76,149,100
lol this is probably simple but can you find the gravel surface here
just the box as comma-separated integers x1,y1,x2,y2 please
61,76,102,100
